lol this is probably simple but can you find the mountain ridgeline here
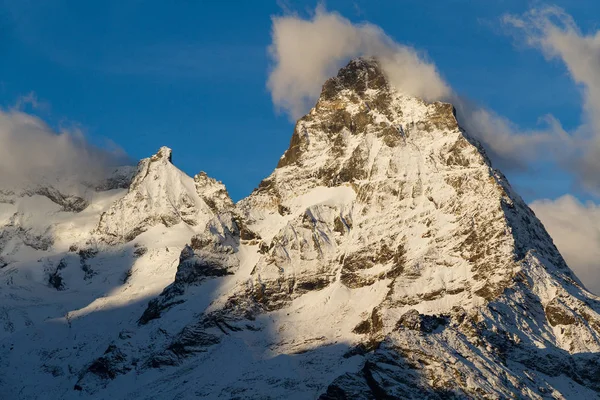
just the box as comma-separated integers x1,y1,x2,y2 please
1,58,600,399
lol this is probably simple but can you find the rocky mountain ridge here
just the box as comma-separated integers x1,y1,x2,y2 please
1,58,600,399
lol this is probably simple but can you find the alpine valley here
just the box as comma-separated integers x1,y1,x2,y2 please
2,59,600,399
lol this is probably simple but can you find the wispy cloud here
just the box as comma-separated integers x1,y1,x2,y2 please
13,91,50,112
452,100,576,172
503,6,600,193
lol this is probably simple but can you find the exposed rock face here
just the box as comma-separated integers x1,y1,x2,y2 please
231,58,600,397
27,186,89,213
2,58,600,399
238,58,575,319
138,211,240,325
93,166,136,191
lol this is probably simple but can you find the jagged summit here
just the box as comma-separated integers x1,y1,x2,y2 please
273,57,458,173
320,57,389,99
150,146,173,163
2,60,600,399
96,147,233,244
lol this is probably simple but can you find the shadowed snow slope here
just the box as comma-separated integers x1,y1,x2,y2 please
2,59,600,399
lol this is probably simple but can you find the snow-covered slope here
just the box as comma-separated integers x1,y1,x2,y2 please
2,58,600,399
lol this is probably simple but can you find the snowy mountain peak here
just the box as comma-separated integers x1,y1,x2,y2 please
233,58,600,396
319,57,391,104
4,59,600,399
96,147,229,244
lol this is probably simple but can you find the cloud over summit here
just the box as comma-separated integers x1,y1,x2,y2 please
267,6,449,120
265,6,577,178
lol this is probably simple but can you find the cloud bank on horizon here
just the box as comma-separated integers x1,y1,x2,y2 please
0,102,129,189
531,195,600,294
266,5,600,294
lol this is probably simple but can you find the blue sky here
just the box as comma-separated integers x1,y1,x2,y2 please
0,0,596,202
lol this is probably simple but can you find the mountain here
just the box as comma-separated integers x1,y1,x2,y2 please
2,58,600,399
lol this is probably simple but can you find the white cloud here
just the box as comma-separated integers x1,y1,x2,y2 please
0,105,128,189
531,195,600,295
267,6,449,119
